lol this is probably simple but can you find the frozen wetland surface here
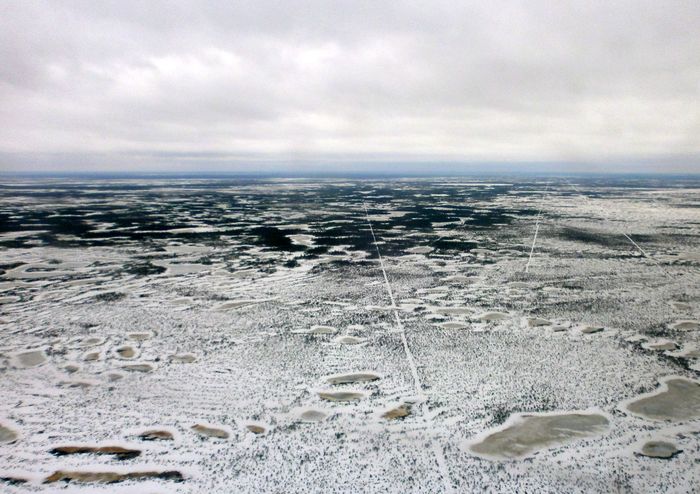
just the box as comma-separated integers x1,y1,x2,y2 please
0,176,699,492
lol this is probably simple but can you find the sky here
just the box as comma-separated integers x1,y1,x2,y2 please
0,0,699,174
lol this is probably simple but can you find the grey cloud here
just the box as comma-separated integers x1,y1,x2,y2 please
0,0,699,172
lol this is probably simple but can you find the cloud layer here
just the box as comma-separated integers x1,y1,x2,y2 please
1,0,699,172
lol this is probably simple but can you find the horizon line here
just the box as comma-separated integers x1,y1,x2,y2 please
2,170,700,179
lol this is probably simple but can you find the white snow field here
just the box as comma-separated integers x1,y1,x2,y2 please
0,177,699,492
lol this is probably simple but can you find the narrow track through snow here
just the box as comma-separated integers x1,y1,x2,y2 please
363,203,454,494
540,178,700,282
561,177,662,265
364,204,422,394
525,183,550,273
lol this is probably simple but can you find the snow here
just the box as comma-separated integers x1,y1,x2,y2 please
1,176,699,492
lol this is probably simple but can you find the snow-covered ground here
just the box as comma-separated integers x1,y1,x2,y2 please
0,177,699,492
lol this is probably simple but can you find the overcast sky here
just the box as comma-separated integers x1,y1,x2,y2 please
1,0,699,174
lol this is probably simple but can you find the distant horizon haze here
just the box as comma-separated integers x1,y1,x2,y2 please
1,164,699,178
